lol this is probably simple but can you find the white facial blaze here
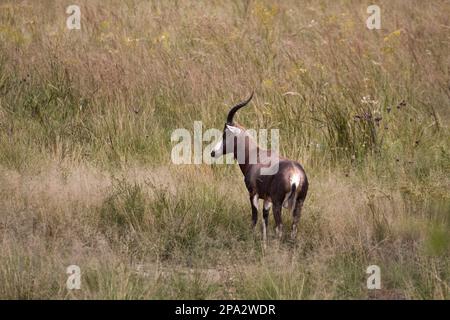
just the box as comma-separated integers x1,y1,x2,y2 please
211,139,224,158
203,128,222,164
211,125,242,159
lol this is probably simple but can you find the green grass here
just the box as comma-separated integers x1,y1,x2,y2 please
0,0,448,299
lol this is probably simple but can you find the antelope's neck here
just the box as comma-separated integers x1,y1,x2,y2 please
233,136,261,176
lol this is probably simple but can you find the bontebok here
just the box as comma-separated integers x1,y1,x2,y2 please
211,93,309,244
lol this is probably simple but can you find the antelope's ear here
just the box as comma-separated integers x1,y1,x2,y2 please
226,124,242,135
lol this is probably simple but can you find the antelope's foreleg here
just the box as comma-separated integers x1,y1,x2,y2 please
262,200,271,243
250,194,259,231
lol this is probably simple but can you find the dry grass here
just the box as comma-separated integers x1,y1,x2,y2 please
0,0,448,299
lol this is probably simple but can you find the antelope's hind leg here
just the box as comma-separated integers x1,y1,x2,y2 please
291,199,304,240
273,203,283,240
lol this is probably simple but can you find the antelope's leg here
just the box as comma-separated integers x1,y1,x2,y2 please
262,200,272,243
250,194,259,231
273,204,283,240
291,200,304,240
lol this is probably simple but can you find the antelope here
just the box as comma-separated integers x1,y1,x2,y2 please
210,93,308,243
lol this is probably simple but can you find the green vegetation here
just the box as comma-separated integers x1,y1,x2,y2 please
0,0,448,299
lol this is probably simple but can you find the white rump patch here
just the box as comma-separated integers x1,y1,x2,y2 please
290,173,301,188
283,173,302,208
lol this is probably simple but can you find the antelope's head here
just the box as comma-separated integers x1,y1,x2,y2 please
210,93,254,158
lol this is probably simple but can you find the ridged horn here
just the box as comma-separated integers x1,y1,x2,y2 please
226,92,254,124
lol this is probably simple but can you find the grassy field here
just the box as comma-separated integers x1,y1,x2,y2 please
0,0,448,299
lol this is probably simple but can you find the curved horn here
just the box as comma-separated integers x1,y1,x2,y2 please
226,92,254,124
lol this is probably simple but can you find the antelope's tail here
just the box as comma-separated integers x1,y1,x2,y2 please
286,172,301,211
287,183,297,211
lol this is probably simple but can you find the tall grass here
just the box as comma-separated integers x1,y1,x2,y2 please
0,0,448,299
